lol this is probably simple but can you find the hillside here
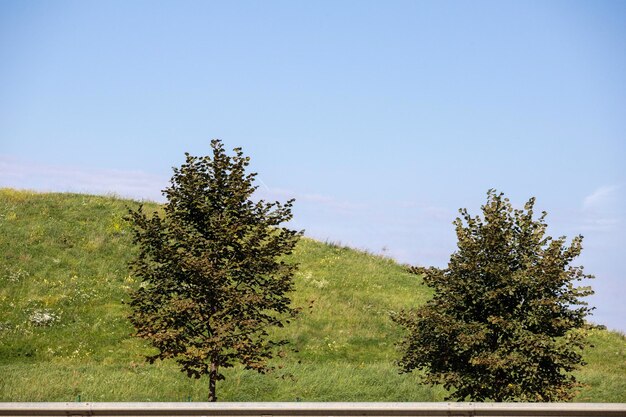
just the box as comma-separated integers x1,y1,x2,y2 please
0,189,624,402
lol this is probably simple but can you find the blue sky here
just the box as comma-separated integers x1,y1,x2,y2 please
1,1,624,332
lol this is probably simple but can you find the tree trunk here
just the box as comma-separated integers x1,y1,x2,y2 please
208,361,218,402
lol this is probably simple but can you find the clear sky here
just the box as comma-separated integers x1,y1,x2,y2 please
1,1,625,332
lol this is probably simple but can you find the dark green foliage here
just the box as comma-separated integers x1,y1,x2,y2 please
126,140,302,401
393,190,595,401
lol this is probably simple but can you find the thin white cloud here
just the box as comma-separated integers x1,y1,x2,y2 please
583,185,620,212
580,185,622,232
0,156,366,214
0,155,167,202
255,185,364,214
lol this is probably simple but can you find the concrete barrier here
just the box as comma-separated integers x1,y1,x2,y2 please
0,403,625,417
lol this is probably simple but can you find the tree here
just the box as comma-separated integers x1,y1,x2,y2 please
126,140,302,401
392,190,594,401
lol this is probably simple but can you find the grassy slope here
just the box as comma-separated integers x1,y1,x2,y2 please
0,189,624,402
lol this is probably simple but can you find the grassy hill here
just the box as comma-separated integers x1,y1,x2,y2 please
0,188,624,402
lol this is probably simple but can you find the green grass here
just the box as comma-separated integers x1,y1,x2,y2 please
0,188,624,402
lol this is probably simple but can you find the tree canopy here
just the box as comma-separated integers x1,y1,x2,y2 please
393,190,595,401
127,140,302,401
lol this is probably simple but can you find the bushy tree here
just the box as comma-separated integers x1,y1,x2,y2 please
127,140,302,401
392,190,594,401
